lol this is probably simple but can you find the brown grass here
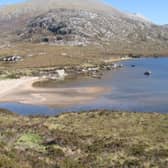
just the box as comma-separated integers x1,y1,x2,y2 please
0,109,168,167
0,42,168,69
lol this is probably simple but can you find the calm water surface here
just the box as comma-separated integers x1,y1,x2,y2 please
1,57,168,115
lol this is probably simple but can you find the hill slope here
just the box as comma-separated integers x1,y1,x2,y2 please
0,0,168,57
0,110,168,168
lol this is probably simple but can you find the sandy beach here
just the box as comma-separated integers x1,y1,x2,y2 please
0,77,107,107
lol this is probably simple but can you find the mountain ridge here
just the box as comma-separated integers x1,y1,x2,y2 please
0,0,152,24
0,0,167,56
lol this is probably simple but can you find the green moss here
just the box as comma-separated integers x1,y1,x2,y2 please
17,133,42,144
16,133,44,151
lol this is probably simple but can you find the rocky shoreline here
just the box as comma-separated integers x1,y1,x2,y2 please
0,56,132,80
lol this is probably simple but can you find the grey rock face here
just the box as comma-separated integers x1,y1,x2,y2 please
0,0,168,51
19,9,101,45
18,8,168,47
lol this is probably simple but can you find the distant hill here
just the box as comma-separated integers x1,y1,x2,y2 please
163,24,168,28
0,0,168,55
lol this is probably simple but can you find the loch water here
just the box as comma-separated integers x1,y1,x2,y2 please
1,57,168,115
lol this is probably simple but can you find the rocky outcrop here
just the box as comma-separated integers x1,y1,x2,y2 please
17,8,168,47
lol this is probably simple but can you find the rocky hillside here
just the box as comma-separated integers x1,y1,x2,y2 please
0,0,168,54
18,8,168,47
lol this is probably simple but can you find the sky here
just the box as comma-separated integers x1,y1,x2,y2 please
0,0,25,5
0,0,167,25
104,0,167,25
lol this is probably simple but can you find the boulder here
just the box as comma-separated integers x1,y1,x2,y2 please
144,71,152,76
56,69,67,78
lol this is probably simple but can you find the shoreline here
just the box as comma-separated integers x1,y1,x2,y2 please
0,56,129,107
0,56,165,111
0,77,109,107
0,55,133,79
0,55,160,110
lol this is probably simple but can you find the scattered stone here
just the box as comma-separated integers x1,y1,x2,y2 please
61,53,67,56
27,54,34,57
120,56,131,60
111,63,123,69
0,55,23,63
118,64,123,68
144,71,152,76
56,69,67,79
87,67,99,72
42,37,49,42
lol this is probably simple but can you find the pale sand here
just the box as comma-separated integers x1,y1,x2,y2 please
0,77,108,107
103,56,132,63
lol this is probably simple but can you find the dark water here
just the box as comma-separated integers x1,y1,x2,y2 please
1,57,168,116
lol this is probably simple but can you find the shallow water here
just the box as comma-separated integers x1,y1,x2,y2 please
1,57,168,115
